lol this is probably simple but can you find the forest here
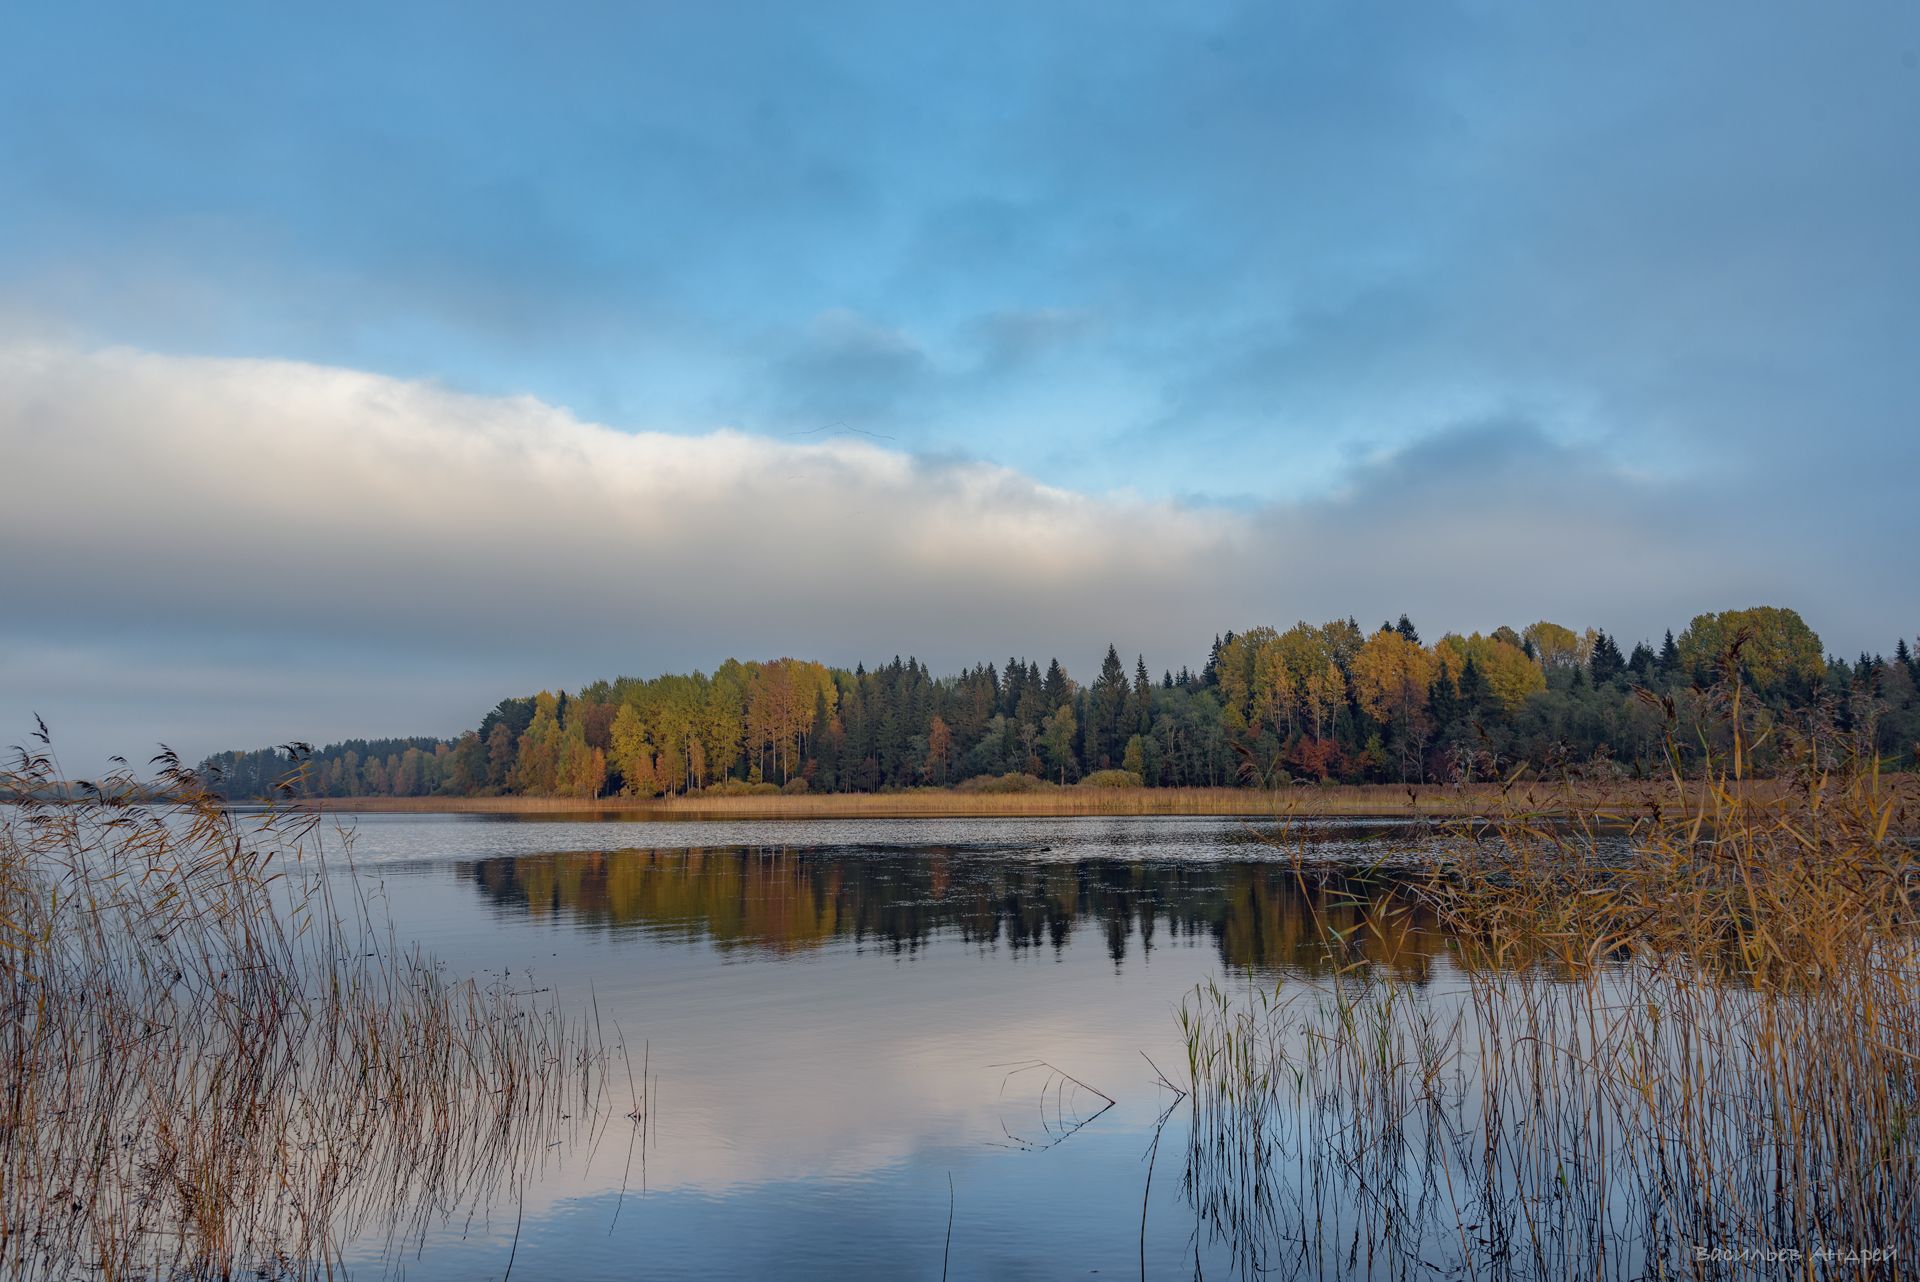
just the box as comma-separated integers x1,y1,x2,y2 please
200,606,1920,800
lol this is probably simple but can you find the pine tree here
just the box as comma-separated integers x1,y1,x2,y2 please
1659,630,1679,672
1395,614,1420,644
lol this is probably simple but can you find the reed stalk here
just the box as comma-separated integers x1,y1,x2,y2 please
0,739,619,1280
1178,685,1918,1279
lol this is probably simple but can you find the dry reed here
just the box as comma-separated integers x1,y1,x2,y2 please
288,780,1706,820
0,736,624,1280
1178,683,1919,1279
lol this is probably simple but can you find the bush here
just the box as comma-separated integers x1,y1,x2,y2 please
1078,769,1144,789
954,771,1056,794
699,778,782,796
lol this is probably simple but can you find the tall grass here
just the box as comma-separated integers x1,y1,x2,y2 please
0,737,622,1280
1179,686,1919,1279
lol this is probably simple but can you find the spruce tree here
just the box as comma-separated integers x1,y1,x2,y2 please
1043,658,1069,708
809,690,836,791
1094,645,1128,766
1590,632,1625,684
1428,670,1460,731
1458,656,1487,711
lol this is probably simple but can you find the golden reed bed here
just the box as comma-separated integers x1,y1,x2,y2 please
285,779,1812,821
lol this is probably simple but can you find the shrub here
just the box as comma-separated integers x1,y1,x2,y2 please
954,771,1056,794
700,778,782,796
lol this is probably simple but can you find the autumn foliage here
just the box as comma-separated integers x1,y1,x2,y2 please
200,606,1920,798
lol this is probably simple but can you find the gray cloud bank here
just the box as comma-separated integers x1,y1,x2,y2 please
0,344,1904,770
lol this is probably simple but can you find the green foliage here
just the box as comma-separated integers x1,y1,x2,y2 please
1677,606,1825,693
954,771,1057,794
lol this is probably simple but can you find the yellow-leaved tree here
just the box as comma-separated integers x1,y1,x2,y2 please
1351,629,1436,781
1351,630,1436,726
510,691,563,794
1276,623,1349,741
1434,633,1545,713
1215,627,1293,738
1523,621,1586,672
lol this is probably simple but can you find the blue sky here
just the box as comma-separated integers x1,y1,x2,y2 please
2,2,1916,763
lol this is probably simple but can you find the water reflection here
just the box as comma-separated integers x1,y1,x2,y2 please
462,847,1452,978
302,818,1501,1279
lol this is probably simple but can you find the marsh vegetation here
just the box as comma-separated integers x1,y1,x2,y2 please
1179,687,1919,1278
0,737,625,1280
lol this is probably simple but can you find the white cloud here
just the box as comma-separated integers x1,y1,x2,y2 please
0,343,1893,768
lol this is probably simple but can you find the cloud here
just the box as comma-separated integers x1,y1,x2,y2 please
0,344,1901,769
761,309,937,429
3,1,1914,515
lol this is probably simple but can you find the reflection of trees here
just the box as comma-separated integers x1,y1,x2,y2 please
464,849,1452,976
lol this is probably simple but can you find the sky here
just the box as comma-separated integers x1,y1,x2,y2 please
2,1,1916,770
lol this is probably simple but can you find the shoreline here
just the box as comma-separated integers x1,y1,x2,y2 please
273,780,1706,820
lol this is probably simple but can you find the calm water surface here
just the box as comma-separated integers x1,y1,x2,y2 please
325,813,1452,1280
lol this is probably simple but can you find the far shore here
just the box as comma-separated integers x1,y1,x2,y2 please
273,779,1757,821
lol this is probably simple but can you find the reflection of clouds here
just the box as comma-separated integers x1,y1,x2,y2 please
438,935,1217,1209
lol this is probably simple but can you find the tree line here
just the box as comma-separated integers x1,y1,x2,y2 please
200,606,1920,799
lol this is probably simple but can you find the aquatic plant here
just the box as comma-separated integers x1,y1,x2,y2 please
0,734,627,1279
1179,682,1919,1278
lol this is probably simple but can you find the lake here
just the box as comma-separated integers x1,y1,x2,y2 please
316,812,1453,1280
